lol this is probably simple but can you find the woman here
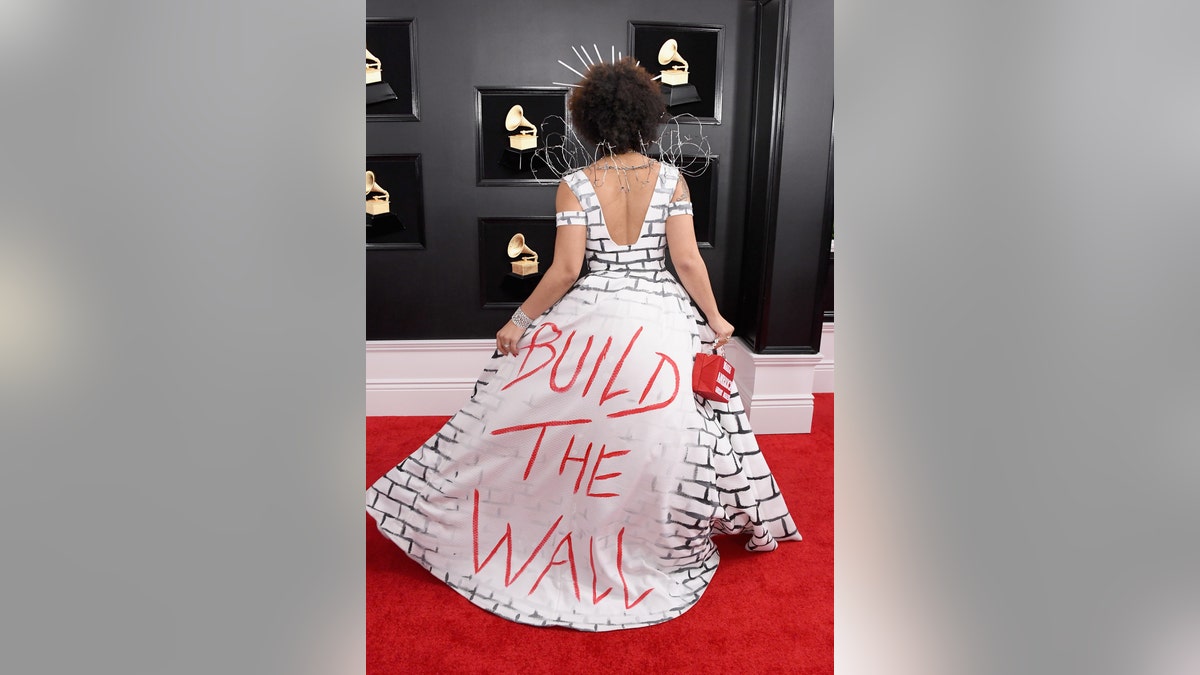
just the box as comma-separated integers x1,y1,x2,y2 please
367,57,800,631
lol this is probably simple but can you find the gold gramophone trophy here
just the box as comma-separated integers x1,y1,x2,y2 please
507,233,539,277
365,170,405,239
366,170,390,216
657,39,700,106
366,48,398,106
506,105,538,150
499,104,539,171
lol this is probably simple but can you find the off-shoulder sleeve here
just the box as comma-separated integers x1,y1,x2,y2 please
555,210,587,227
666,201,694,217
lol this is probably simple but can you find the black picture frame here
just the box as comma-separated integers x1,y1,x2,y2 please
366,154,426,250
652,154,719,249
474,87,568,186
479,217,557,308
628,21,724,124
366,18,419,121
682,156,719,248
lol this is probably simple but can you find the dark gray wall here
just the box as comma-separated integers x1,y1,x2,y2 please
767,0,834,351
736,0,834,353
367,0,832,353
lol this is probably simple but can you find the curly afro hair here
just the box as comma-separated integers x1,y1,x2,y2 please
568,57,666,155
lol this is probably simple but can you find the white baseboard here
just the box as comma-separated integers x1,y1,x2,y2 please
367,336,829,433
740,393,815,435
813,322,835,393
366,340,494,416
724,340,823,434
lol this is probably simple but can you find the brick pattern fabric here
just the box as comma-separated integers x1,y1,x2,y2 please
366,162,801,631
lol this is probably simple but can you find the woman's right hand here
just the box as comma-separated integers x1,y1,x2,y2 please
496,320,526,357
709,315,735,348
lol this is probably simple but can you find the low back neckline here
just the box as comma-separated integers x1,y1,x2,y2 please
582,161,665,247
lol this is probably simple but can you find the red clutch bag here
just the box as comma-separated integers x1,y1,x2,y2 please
692,351,735,403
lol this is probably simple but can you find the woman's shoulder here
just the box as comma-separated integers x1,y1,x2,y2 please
559,169,590,190
556,170,593,208
658,161,681,176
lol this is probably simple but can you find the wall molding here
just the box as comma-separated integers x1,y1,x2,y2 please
813,322,834,393
368,337,830,434
724,339,823,434
366,340,494,416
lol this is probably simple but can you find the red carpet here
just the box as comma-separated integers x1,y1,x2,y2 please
366,394,832,674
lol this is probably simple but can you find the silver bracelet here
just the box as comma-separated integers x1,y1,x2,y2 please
510,307,533,329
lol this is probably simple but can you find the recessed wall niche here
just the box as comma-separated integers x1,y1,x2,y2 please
478,217,557,308
366,154,426,249
474,87,568,186
628,21,724,123
366,18,420,120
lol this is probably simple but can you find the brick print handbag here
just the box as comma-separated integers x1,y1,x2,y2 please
692,349,735,403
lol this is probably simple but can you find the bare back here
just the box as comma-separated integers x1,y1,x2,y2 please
582,161,663,246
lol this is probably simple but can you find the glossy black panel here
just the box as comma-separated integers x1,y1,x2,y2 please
365,0,831,347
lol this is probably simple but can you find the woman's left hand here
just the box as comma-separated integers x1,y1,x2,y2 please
496,320,525,357
708,315,735,349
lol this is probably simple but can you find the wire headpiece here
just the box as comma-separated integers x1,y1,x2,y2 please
529,44,714,185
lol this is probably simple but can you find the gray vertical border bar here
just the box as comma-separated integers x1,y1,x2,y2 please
837,1,1200,674
0,1,365,672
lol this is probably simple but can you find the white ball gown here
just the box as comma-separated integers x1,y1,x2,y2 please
366,162,801,631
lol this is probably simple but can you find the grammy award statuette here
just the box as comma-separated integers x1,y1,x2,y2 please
499,104,540,171
507,233,540,277
366,48,399,106
656,39,700,107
